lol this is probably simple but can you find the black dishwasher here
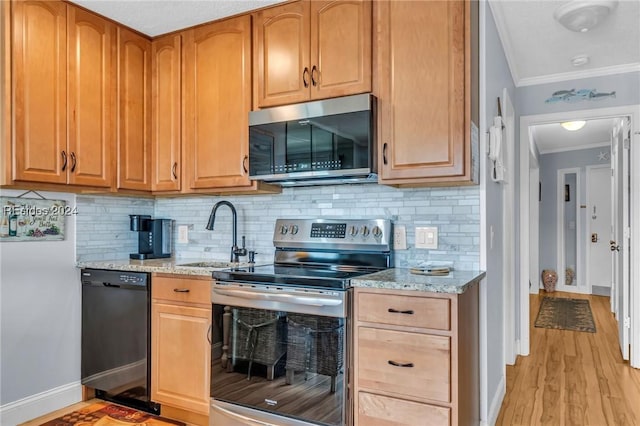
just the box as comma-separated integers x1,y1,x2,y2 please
81,268,159,414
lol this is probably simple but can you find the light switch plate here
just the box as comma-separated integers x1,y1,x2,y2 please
393,225,407,250
415,226,438,249
177,225,189,244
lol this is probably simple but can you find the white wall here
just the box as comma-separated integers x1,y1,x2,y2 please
0,190,81,425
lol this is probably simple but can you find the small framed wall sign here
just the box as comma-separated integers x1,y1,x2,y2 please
0,195,70,241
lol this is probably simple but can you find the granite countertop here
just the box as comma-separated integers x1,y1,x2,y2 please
351,268,486,294
75,258,254,277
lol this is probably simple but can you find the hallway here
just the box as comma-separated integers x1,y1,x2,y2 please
497,292,640,425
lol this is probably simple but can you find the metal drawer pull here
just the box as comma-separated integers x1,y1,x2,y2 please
383,142,388,165
61,151,68,171
173,288,190,293
388,308,414,314
388,360,414,368
207,324,212,345
172,162,178,179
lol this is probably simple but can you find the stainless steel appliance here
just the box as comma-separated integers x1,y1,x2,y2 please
81,269,159,414
210,219,392,426
129,215,172,260
248,94,377,186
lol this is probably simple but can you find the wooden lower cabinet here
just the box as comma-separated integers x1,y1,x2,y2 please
353,285,479,425
151,275,211,419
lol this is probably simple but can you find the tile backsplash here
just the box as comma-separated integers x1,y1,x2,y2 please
76,195,154,261
76,184,480,270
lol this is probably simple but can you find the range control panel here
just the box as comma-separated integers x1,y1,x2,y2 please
273,218,392,251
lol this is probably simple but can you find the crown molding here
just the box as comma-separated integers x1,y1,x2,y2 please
516,63,640,87
488,1,521,86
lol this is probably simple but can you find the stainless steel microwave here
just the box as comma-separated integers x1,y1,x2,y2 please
248,94,376,186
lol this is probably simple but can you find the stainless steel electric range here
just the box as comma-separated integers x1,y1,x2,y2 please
210,218,392,426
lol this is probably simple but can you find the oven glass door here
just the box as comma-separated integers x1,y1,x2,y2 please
211,283,348,426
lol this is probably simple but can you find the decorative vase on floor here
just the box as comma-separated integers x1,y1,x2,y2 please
542,269,557,292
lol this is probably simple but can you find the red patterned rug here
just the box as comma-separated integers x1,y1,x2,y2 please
38,401,185,426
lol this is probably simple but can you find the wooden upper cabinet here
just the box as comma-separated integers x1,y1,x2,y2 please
67,7,115,188
376,0,474,186
117,28,151,191
182,15,252,190
12,0,67,184
311,0,371,99
254,0,371,108
254,1,309,107
151,34,181,192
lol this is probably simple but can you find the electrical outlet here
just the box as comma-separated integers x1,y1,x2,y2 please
177,225,189,244
415,226,438,249
393,225,407,250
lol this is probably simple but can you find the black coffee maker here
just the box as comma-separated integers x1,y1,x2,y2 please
129,215,172,260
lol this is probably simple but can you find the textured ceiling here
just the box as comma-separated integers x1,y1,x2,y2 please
69,0,286,36
490,0,640,87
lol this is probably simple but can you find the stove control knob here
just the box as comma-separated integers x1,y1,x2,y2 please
372,226,383,238
348,226,358,236
280,225,288,235
360,225,370,237
289,225,299,235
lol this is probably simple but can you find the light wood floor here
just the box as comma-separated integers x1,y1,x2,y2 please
497,292,640,425
20,399,99,425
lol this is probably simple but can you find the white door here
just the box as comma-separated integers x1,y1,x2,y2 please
611,117,631,360
587,166,612,293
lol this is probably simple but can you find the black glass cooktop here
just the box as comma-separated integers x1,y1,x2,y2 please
212,264,378,290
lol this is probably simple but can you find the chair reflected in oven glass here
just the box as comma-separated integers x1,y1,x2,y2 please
285,314,344,393
222,307,287,380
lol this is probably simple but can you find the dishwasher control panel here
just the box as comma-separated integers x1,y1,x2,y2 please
81,268,149,287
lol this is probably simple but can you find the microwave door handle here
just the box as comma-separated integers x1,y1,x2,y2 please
213,287,342,307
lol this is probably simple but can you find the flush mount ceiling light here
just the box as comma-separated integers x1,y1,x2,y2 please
554,0,618,32
561,120,587,131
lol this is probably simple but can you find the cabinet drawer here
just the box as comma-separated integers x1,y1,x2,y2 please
357,292,450,330
152,276,211,304
358,327,450,402
357,392,450,426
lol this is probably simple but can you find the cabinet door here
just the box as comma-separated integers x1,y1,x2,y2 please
118,28,151,191
68,7,115,188
12,0,67,184
310,0,371,100
151,302,211,415
151,34,181,192
254,1,310,108
377,1,469,184
183,16,252,189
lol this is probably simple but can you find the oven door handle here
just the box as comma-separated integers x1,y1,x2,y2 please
213,287,342,307
212,403,275,425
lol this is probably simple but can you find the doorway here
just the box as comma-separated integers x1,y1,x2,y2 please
518,105,640,368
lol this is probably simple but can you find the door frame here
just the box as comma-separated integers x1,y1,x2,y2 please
585,164,613,295
518,105,640,369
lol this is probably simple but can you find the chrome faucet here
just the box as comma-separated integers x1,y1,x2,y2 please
205,201,247,263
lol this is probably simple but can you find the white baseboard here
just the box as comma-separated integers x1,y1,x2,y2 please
481,374,506,426
0,381,82,426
